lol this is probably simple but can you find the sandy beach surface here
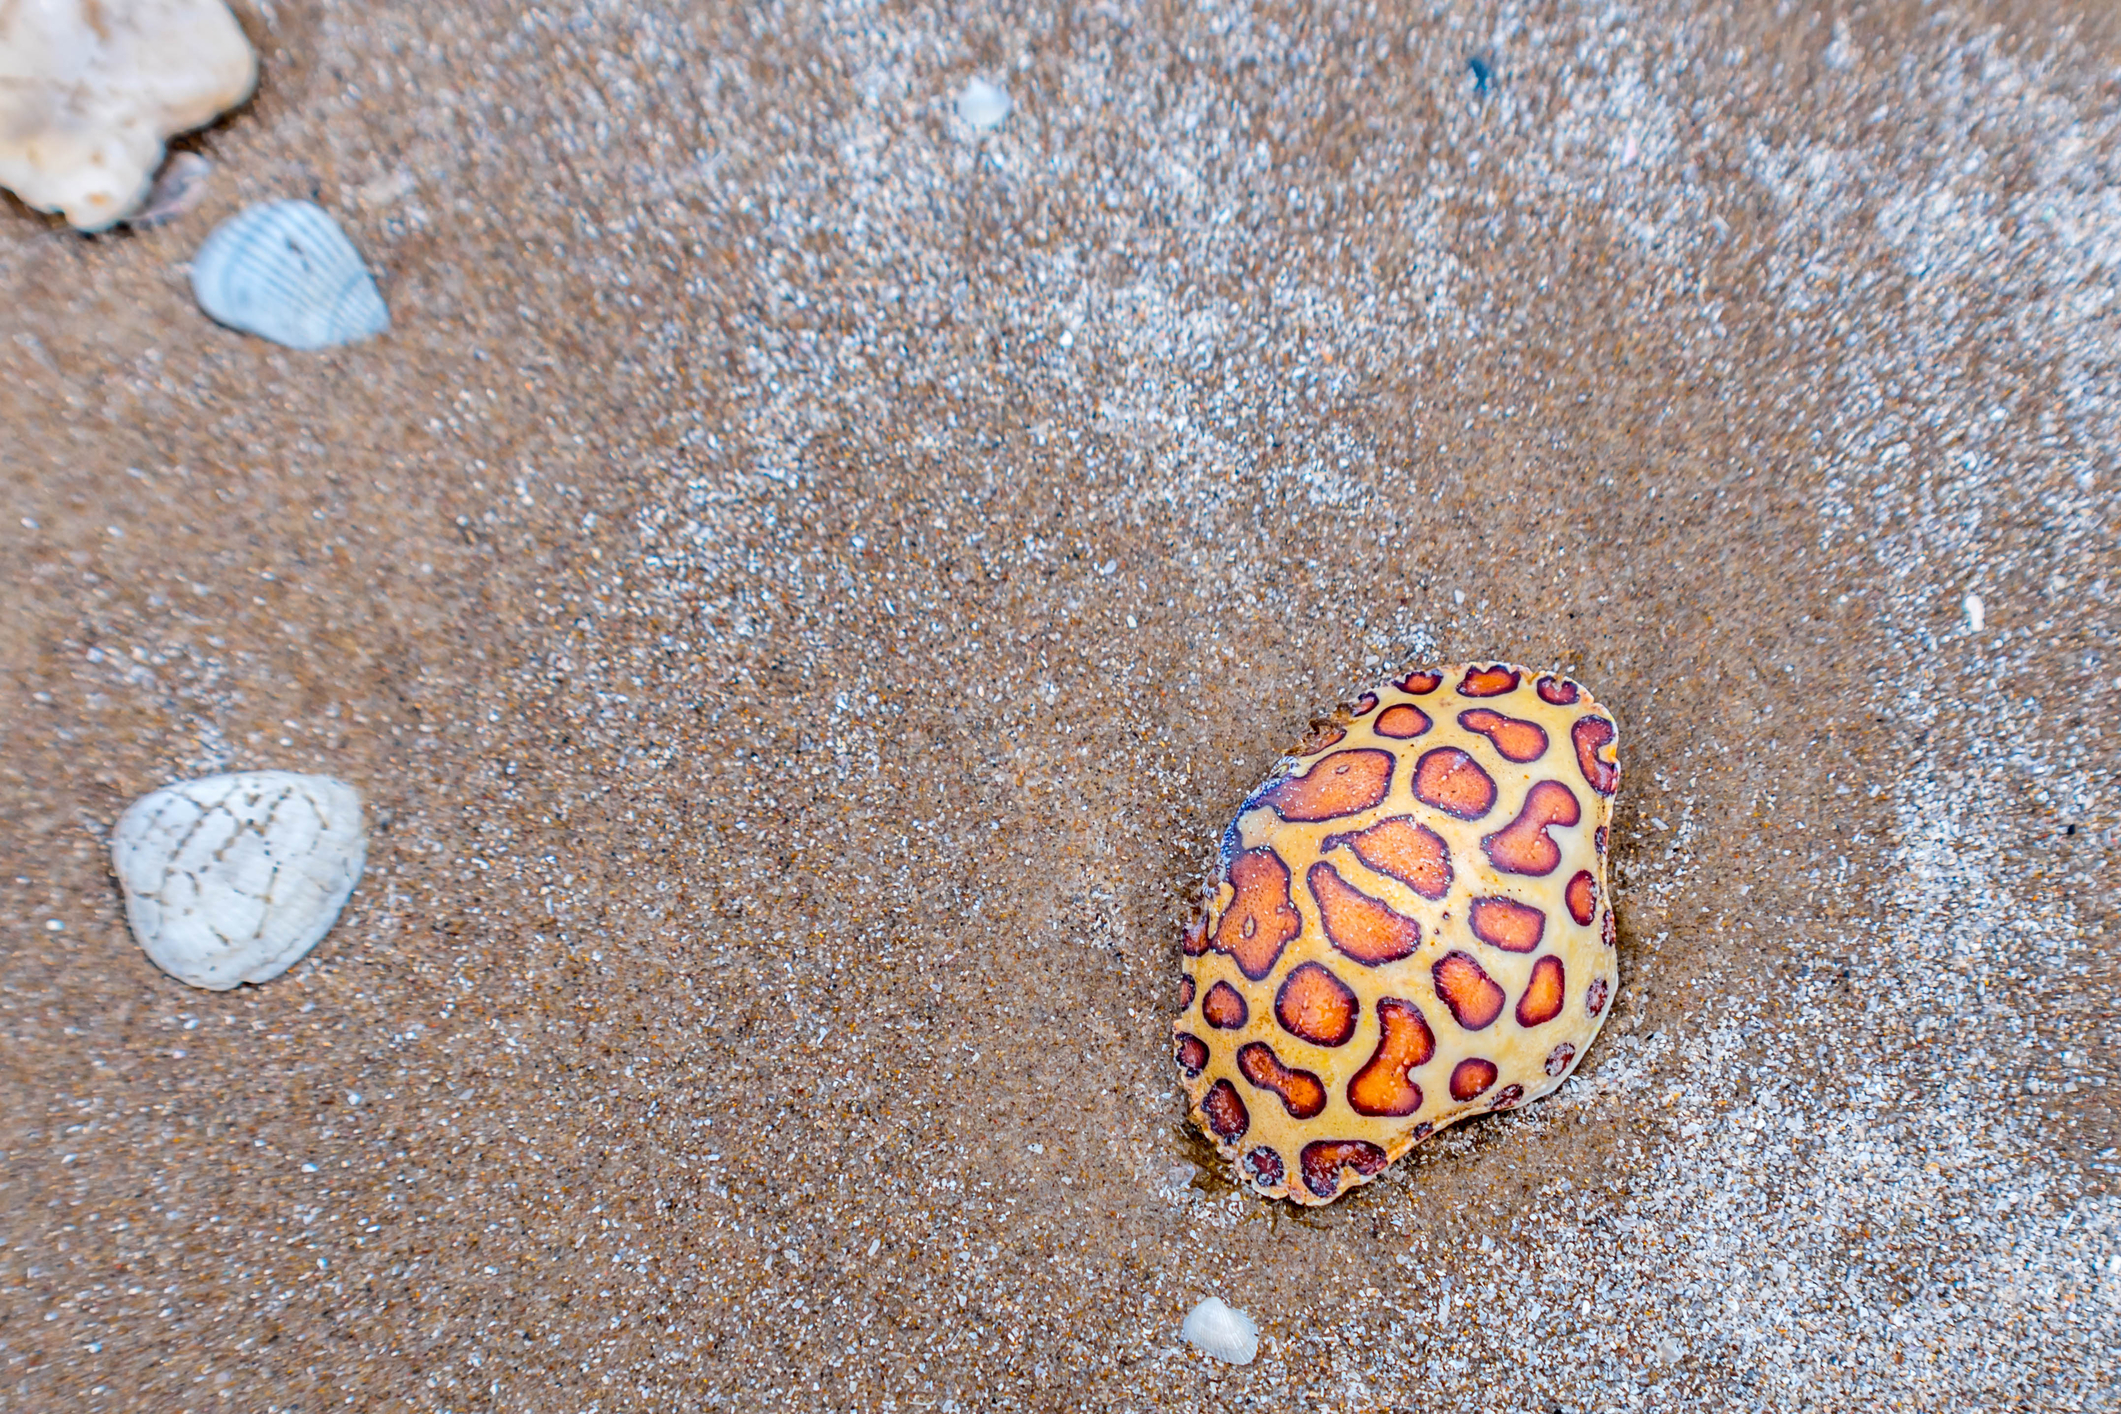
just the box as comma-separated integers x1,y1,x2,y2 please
3,1,2118,1409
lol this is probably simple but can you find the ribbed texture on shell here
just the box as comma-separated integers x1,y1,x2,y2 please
190,201,389,349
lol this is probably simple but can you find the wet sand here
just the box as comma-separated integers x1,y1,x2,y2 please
2,1,2117,1409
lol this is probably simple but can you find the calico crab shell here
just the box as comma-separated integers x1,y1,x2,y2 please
1174,664,1620,1205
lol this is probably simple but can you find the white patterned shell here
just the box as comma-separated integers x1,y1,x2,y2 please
190,201,390,350
111,771,366,990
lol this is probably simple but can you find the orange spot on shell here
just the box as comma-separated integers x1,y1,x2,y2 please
1458,665,1521,697
1202,980,1249,1029
1450,1056,1499,1101
1601,908,1616,949
1322,816,1452,900
1181,913,1208,957
1489,1083,1524,1110
1374,704,1432,739
1468,896,1546,953
1457,707,1549,763
1245,1146,1285,1188
1348,692,1379,718
1300,1139,1388,1198
1347,997,1434,1117
1309,861,1423,966
1432,950,1505,1030
1481,780,1581,877
1571,715,1619,796
1586,976,1610,1016
1536,675,1580,706
1544,1042,1577,1077
1412,746,1498,820
1179,973,1197,1008
1260,748,1395,822
1395,669,1442,694
1238,1041,1328,1119
1515,954,1567,1027
1212,848,1302,981
1201,1079,1249,1140
1175,1032,1208,1077
1274,960,1359,1047
1565,870,1598,926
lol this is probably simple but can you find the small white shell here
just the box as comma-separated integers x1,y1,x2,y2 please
190,201,389,350
1180,1296,1259,1365
111,771,366,990
956,78,1010,132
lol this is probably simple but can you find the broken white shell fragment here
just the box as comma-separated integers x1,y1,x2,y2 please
111,771,366,990
1180,1296,1259,1365
191,200,390,349
0,0,256,231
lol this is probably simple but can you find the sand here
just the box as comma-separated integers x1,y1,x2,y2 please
2,0,2117,1409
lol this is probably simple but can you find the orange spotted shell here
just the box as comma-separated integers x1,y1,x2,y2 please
1175,664,1620,1204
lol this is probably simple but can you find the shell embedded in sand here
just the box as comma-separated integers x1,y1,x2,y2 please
128,150,214,227
0,0,255,231
110,771,366,990
190,201,390,349
1174,664,1621,1204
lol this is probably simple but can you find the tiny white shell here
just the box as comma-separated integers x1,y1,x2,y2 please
190,201,389,350
956,78,1010,132
111,771,366,990
1180,1296,1258,1365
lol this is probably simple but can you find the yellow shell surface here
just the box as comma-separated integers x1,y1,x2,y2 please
1175,664,1620,1205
